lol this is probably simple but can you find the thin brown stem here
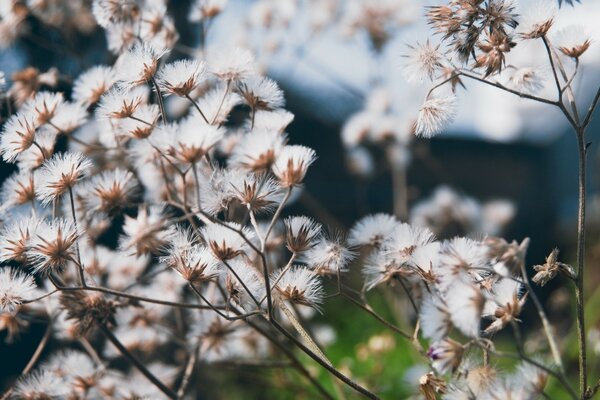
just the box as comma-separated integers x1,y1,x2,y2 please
212,79,231,125
150,75,167,123
176,342,200,399
0,320,53,400
268,317,380,399
52,284,219,310
188,282,260,321
68,187,87,287
185,93,209,124
583,86,600,128
575,127,588,399
339,291,411,339
99,324,177,399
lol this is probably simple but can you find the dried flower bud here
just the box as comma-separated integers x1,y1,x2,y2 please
272,145,316,187
284,216,322,253
60,290,116,336
532,248,575,286
419,372,447,400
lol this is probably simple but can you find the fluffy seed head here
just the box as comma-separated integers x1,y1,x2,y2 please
230,130,286,172
72,65,117,105
209,47,256,81
555,25,592,59
402,41,444,83
284,216,322,253
415,95,457,138
237,76,285,110
28,218,78,275
88,168,138,213
349,213,398,247
157,59,207,97
201,222,255,260
0,268,37,312
116,43,165,86
272,266,324,310
23,91,64,125
36,152,92,204
272,145,316,187
0,111,38,162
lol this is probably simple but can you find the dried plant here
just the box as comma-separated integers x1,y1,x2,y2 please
0,1,598,400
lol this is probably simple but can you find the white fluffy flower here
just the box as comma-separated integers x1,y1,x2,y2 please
348,213,398,247
0,169,36,207
116,43,165,86
272,266,324,310
97,86,149,119
249,109,294,133
36,152,92,204
72,65,117,105
201,222,255,260
0,111,38,162
402,41,444,83
87,168,138,213
174,119,225,163
22,91,64,125
92,0,138,28
304,235,355,275
48,102,88,134
157,59,207,97
436,237,487,290
517,0,556,39
229,172,284,213
222,259,265,308
0,216,41,263
208,47,256,81
28,218,79,275
506,67,545,93
415,96,457,138
284,216,322,253
0,268,37,312
237,76,285,110
272,145,316,187
13,369,69,400
120,206,168,255
230,130,286,171
554,25,592,59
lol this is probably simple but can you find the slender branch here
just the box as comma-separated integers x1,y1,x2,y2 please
583,86,600,129
150,75,167,123
68,187,87,287
518,257,564,371
262,187,292,252
176,342,200,399
338,291,411,339
575,127,588,398
185,93,209,124
0,320,53,400
457,70,558,106
99,324,177,399
541,36,564,101
211,80,231,125
222,259,261,307
243,318,334,399
188,283,261,321
52,284,219,310
269,317,380,399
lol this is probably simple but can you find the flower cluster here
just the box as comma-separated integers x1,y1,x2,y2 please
0,0,594,399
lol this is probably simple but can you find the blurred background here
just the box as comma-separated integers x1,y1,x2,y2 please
1,0,600,398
